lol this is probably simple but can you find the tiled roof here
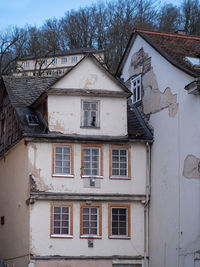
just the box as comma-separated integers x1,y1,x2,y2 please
135,29,200,77
2,76,58,107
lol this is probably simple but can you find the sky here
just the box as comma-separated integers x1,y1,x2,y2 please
0,0,182,32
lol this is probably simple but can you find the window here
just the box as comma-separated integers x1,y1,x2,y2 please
110,145,131,179
71,56,77,63
23,61,29,68
52,58,57,65
61,57,68,64
43,59,48,66
80,204,102,238
81,144,103,177
46,71,52,76
82,100,99,127
26,114,39,126
108,204,130,239
51,203,73,238
52,144,74,177
131,75,142,103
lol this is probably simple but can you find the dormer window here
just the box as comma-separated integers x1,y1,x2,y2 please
26,114,39,126
131,75,142,103
185,57,200,66
82,100,99,128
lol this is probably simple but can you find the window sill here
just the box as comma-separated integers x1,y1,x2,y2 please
109,176,131,180
80,126,100,129
108,236,130,240
52,174,74,178
51,234,73,239
81,175,103,179
80,235,102,239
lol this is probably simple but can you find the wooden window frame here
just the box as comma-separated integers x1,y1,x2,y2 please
108,204,131,239
81,144,103,178
109,145,131,179
50,203,73,238
52,143,74,178
80,203,102,239
81,100,100,128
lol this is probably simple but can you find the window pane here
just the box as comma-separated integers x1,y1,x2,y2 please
111,208,128,236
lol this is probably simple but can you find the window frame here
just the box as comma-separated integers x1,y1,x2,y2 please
130,75,142,104
50,203,73,238
81,144,103,178
52,143,74,178
108,204,131,239
61,57,68,64
81,100,100,128
71,56,78,63
80,203,102,239
109,145,131,179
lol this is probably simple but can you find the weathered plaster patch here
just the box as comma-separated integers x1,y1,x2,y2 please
84,74,98,88
183,154,200,179
49,114,65,132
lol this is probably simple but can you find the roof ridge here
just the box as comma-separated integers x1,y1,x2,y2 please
133,28,200,40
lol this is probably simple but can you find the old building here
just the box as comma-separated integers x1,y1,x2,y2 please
14,48,104,77
0,54,152,267
117,29,200,267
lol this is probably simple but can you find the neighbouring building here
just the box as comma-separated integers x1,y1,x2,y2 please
117,29,200,267
0,54,153,267
14,48,104,77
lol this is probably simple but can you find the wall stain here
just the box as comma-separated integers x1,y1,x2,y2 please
183,154,200,179
84,74,98,89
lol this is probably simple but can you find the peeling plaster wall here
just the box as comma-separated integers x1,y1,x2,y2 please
48,95,127,136
121,35,200,267
30,201,144,258
27,142,147,195
0,140,30,267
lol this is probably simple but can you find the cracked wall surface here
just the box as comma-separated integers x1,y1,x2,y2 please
128,48,178,118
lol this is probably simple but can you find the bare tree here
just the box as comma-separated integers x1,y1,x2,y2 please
158,4,181,32
181,0,200,34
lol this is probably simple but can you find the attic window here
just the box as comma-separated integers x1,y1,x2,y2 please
185,57,200,66
81,100,99,128
26,114,39,126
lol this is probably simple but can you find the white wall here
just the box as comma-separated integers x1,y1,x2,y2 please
30,201,144,258
121,35,200,267
28,142,147,195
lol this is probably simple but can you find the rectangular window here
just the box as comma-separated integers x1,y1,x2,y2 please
61,57,68,64
23,61,29,68
81,144,103,177
80,204,102,238
51,203,73,238
52,58,57,65
108,204,130,239
82,100,99,127
43,59,48,66
71,56,77,63
131,75,142,103
110,146,131,179
52,144,74,177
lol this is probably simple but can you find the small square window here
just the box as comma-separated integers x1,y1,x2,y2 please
52,144,74,177
82,101,99,128
131,75,142,103
51,203,73,237
61,57,68,64
80,204,102,238
71,56,77,63
108,205,130,238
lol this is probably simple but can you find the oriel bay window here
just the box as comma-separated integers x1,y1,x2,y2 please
51,203,73,238
108,204,130,239
80,204,102,238
110,145,131,179
81,144,103,178
52,144,74,177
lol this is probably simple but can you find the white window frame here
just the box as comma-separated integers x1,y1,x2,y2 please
111,147,129,178
53,145,73,177
52,58,57,65
61,57,68,64
81,100,100,128
51,204,73,238
23,61,29,68
71,56,77,63
109,206,130,238
43,59,48,66
83,146,101,177
131,75,142,103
